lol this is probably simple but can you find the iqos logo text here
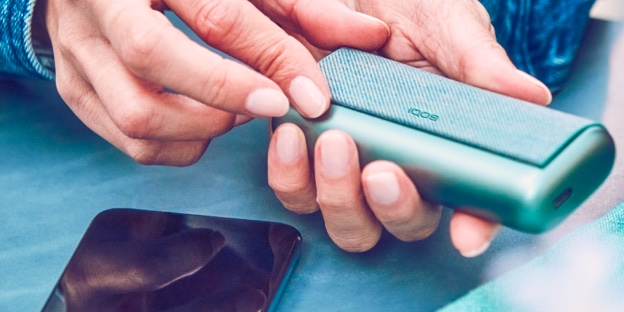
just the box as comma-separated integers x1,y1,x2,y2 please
407,108,439,121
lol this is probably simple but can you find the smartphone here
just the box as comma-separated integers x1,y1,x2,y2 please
41,208,302,312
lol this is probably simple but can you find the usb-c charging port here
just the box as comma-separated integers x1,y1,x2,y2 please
553,188,573,209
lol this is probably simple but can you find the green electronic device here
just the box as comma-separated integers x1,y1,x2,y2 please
271,49,615,233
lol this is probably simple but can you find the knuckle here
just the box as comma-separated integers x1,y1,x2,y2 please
375,207,416,228
124,140,208,166
193,0,241,42
392,205,441,242
316,194,339,211
255,0,298,26
117,17,162,73
175,142,209,166
329,229,380,253
396,225,438,242
198,58,232,107
56,29,95,63
56,76,80,105
471,0,492,25
113,105,156,139
271,182,318,213
281,198,318,214
56,73,94,111
253,35,295,79
268,175,310,195
125,140,163,165
489,23,496,37
317,192,364,213
55,33,75,55
279,0,299,18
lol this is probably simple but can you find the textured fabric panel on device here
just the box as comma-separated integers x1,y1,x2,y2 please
319,48,594,167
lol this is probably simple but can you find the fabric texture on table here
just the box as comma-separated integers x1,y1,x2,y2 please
440,200,624,311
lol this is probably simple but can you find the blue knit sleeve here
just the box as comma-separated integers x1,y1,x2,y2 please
0,0,54,80
479,0,596,93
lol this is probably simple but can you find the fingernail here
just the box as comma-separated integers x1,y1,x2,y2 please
517,70,553,105
276,126,300,165
461,241,491,258
289,76,327,118
320,132,349,178
245,88,290,117
365,172,400,205
355,12,390,34
460,225,501,258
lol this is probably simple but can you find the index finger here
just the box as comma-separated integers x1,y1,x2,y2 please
92,2,290,118
166,0,331,118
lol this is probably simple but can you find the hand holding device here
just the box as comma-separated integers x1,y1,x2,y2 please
272,48,615,234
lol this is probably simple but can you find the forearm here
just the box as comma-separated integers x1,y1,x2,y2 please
0,0,54,79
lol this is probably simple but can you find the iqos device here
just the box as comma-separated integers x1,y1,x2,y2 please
271,48,615,233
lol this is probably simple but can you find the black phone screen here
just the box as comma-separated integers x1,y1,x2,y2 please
41,208,302,312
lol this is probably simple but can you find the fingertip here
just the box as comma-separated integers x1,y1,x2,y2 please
516,70,553,105
347,12,391,51
288,75,330,118
316,130,355,179
296,2,389,52
245,88,290,117
362,161,442,242
331,229,382,253
268,123,308,174
268,124,318,214
461,47,553,105
274,123,304,165
363,171,401,206
450,211,500,258
361,161,406,207
354,12,390,35
314,130,381,252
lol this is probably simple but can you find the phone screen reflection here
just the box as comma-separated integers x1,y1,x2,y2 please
41,209,301,312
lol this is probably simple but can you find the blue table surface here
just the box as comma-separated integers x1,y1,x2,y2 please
1,18,622,312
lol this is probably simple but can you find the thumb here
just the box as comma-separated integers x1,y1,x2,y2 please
417,3,552,105
252,0,390,51
456,34,553,105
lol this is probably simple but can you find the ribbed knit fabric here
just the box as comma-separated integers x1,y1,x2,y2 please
0,0,53,79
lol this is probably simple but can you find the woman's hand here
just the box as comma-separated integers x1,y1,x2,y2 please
262,0,552,256
44,0,387,166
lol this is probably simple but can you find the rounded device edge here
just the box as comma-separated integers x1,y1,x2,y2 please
270,106,616,234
